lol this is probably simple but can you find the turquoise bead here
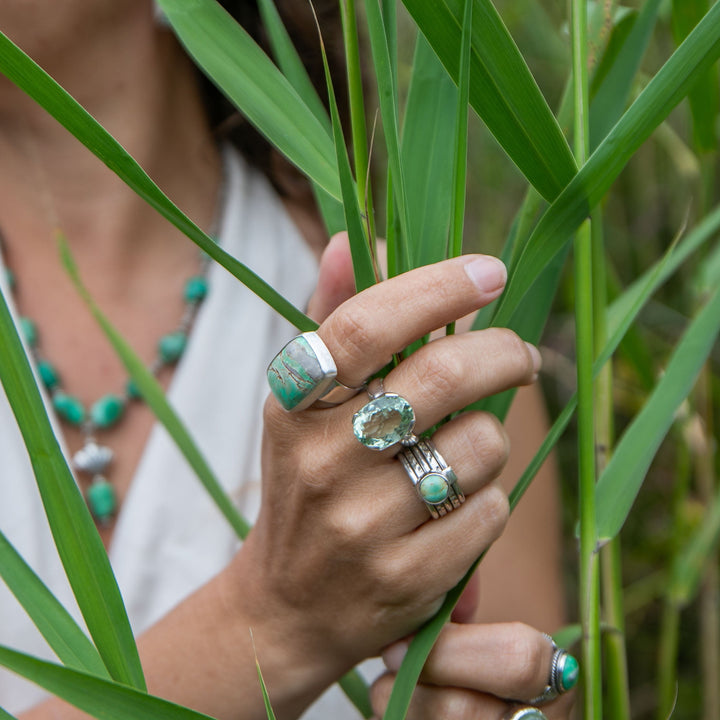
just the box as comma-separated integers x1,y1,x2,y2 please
90,394,125,428
4,268,15,290
87,479,116,523
38,360,60,390
125,378,143,400
418,473,450,504
158,331,187,363
184,276,208,302
19,317,38,347
53,393,85,426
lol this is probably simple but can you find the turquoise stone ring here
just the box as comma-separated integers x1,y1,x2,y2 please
397,438,465,519
527,635,579,705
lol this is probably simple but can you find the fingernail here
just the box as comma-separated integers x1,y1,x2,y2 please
464,256,507,295
525,342,542,377
382,640,409,671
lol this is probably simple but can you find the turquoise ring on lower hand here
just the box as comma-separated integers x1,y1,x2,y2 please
528,635,579,705
267,332,362,412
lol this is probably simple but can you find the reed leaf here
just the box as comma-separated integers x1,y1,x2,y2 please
315,9,376,294
0,30,313,332
0,646,212,720
0,288,144,689
493,2,720,328
0,708,18,720
400,35,457,268
58,236,252,541
595,284,720,543
0,530,108,678
670,484,720,605
156,0,339,200
672,0,719,153
590,0,664,149
402,0,577,202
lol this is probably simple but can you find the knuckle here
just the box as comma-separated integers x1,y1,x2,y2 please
323,303,376,373
411,346,465,403
502,624,547,691
480,484,510,539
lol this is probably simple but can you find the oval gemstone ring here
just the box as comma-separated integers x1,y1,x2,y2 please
352,378,418,450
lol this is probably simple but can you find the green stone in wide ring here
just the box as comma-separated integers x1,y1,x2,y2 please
266,333,336,411
352,394,415,450
418,473,450,504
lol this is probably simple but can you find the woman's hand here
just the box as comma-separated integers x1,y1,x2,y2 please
231,241,542,704
371,623,576,719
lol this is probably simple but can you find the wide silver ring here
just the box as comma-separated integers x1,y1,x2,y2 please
267,331,362,411
352,378,418,450
503,708,548,720
397,438,465,519
528,635,579,705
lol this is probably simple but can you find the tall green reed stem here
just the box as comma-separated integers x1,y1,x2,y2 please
593,213,631,720
572,0,602,716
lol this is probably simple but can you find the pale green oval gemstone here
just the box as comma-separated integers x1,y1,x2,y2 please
53,393,85,426
418,473,450,503
87,479,116,523
90,394,125,428
560,654,579,691
352,394,415,450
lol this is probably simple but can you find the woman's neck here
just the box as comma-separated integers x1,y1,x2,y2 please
0,3,221,270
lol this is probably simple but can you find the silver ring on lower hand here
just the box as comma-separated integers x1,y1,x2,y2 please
504,708,548,720
528,634,580,705
397,437,465,519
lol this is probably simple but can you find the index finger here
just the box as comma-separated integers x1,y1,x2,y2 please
318,255,507,387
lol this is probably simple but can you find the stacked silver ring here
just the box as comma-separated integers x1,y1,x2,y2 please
527,635,579,705
398,438,465,519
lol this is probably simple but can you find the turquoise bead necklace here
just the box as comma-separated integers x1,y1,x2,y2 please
2,233,213,525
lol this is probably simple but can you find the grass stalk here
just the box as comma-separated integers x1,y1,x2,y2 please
571,0,602,716
592,212,631,720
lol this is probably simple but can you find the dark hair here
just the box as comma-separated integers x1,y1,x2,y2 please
199,1,348,199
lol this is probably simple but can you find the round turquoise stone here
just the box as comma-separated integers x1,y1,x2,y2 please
125,378,143,400
38,360,60,390
352,394,415,450
87,478,116,523
90,394,125,428
559,653,579,691
19,317,38,347
53,393,85,426
184,276,208,303
158,331,187,363
418,473,450,504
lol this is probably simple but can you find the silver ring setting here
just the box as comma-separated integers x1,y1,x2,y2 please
352,379,418,450
267,332,362,412
528,635,579,705
503,708,548,720
398,438,465,519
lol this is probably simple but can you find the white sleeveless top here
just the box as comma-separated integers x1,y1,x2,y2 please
0,148,378,717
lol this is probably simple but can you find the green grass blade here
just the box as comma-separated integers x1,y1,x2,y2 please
0,289,145,689
315,11,376,293
338,670,373,719
254,0,345,236
0,646,213,720
402,0,577,202
590,0,664,149
364,0,413,271
670,484,720,606
0,709,17,720
596,285,720,543
672,0,719,152
493,2,720,328
59,236,251,541
0,30,314,332
157,0,339,200
448,0,473,263
400,34,457,268
0,530,109,678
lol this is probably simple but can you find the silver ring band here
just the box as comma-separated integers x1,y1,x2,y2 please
528,634,578,705
398,438,465,519
503,708,548,720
